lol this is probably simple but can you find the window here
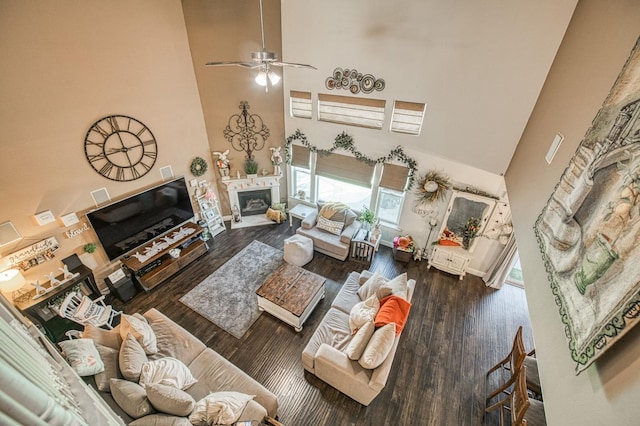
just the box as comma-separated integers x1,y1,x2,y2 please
376,188,404,224
390,100,426,135
290,91,312,119
317,93,386,129
290,144,311,199
317,175,371,212
376,163,409,225
287,151,409,227
292,167,311,200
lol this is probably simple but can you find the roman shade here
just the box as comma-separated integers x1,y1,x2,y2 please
290,91,312,119
316,152,374,187
291,145,310,169
379,163,410,192
317,93,386,129
390,101,426,135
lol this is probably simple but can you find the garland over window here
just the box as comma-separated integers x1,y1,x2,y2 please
285,129,418,189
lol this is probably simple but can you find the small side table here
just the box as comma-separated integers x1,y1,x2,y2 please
288,204,316,227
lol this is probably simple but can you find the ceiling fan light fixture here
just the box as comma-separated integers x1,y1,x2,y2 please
255,70,268,86
267,70,280,85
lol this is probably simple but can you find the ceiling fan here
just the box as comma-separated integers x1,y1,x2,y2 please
205,0,316,91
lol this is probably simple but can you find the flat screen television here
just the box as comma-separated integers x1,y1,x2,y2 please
86,177,195,261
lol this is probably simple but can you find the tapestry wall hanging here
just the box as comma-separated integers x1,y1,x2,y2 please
534,37,640,374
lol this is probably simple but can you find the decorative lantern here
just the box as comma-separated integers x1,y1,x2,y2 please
232,205,241,223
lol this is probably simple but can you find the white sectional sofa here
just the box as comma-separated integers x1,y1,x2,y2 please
85,308,278,424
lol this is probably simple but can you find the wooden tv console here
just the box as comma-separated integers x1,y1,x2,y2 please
121,222,208,292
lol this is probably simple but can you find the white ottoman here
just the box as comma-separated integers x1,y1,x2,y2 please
284,234,314,267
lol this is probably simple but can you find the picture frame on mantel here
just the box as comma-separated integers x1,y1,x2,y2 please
534,36,640,374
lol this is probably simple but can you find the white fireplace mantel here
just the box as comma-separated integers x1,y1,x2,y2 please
222,175,281,229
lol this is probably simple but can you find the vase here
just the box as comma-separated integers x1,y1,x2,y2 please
462,236,471,250
574,233,618,295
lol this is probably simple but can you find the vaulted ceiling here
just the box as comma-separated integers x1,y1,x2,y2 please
280,0,578,175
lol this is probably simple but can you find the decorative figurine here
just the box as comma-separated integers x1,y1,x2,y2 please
413,248,424,262
46,272,62,287
270,146,283,176
59,265,74,280
213,149,230,179
31,280,46,295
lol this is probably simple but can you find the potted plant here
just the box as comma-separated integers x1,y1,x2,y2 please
358,206,376,232
243,157,259,177
79,242,98,269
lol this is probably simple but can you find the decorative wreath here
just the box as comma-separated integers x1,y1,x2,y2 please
415,170,451,203
190,157,208,176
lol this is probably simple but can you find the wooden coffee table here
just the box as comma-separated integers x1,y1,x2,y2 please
256,263,325,332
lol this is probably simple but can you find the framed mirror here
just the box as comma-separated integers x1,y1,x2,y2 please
438,191,495,252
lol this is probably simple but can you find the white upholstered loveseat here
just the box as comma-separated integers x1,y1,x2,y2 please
302,270,415,405
295,204,361,261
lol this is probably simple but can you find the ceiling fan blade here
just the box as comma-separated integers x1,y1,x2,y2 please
272,61,317,70
205,1,316,74
205,61,257,69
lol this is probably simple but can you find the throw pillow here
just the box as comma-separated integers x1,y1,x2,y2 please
58,338,105,376
375,295,412,335
120,313,158,354
318,201,350,221
349,294,380,334
386,273,409,300
376,284,393,300
129,414,193,426
357,271,387,301
139,357,197,390
110,378,154,419
189,391,254,426
271,202,286,212
82,323,122,349
358,322,396,370
344,209,357,227
94,344,122,391
145,383,196,417
119,333,148,382
344,320,375,361
316,215,344,235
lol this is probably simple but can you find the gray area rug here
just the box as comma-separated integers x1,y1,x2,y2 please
179,240,284,338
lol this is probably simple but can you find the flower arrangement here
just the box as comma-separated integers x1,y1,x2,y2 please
393,235,415,252
457,217,482,249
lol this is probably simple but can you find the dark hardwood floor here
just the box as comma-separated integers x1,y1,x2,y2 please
111,220,534,426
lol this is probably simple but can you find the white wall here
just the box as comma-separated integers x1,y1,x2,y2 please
280,0,577,175
505,1,640,424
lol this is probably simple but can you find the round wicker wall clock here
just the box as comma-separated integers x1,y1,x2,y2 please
84,115,157,181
